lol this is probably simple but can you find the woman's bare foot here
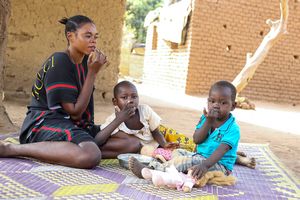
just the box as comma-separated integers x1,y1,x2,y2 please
236,155,256,169
128,156,147,178
0,141,12,157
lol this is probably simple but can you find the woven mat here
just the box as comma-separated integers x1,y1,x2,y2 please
0,133,299,200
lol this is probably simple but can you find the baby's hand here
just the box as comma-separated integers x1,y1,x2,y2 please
189,163,208,179
203,107,218,123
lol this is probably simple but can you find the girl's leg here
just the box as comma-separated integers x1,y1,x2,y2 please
0,140,101,169
99,131,142,159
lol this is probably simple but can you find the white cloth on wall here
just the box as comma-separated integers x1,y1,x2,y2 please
158,0,192,44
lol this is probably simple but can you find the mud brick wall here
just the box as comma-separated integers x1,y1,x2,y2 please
4,0,126,101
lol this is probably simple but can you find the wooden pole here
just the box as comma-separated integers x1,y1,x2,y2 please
232,0,289,94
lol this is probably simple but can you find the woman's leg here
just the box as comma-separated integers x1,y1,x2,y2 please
99,131,142,159
0,140,101,169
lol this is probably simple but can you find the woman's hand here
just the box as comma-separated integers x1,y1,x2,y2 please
87,49,107,74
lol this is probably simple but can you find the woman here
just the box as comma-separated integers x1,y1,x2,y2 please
0,15,140,168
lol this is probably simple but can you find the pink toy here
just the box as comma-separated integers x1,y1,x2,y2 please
141,165,195,192
153,148,172,161
140,145,173,163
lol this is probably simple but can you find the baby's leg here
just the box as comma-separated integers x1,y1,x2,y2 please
236,154,256,169
171,148,194,157
237,151,247,157
148,154,194,173
100,131,142,158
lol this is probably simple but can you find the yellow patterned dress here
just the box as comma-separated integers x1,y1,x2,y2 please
159,124,196,152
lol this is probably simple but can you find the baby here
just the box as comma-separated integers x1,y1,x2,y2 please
129,80,255,181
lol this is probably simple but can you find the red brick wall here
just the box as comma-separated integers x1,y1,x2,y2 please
144,0,300,105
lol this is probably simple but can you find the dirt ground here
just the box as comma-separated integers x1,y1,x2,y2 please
2,97,299,179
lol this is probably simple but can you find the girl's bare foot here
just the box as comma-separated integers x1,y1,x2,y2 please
236,155,256,169
128,156,147,178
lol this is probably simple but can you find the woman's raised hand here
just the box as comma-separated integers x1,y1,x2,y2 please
87,49,107,74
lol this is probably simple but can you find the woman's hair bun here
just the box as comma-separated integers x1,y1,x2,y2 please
58,17,69,25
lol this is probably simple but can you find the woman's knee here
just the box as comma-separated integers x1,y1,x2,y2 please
76,142,101,169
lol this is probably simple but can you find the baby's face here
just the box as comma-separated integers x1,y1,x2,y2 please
207,87,235,121
114,85,139,110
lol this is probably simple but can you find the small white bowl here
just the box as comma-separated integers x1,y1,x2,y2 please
117,153,154,169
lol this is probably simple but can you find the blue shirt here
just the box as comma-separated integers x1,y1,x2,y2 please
195,113,240,171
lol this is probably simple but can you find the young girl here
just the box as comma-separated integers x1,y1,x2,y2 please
0,15,109,168
95,81,179,158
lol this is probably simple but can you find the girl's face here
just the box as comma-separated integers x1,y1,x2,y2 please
68,23,98,55
113,86,139,110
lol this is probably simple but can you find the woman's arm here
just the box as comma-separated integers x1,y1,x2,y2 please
62,72,96,121
62,51,106,121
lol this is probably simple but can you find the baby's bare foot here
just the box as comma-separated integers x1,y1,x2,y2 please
129,156,147,178
236,155,256,169
237,151,247,157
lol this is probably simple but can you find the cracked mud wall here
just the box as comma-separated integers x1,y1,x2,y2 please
4,0,126,102
0,0,16,132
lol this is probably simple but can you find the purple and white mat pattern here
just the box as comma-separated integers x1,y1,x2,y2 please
0,134,299,199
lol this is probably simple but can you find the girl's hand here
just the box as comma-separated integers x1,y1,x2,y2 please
163,142,180,150
87,49,107,74
115,102,136,122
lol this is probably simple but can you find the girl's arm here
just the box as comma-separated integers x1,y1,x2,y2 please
95,104,136,146
151,128,168,148
151,128,179,149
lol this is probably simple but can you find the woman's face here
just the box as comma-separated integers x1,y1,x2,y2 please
68,22,98,55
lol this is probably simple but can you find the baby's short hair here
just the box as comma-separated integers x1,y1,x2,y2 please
113,81,137,97
209,80,237,102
